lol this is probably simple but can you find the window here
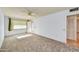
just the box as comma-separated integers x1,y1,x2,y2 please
13,20,26,29
14,25,26,29
8,18,26,31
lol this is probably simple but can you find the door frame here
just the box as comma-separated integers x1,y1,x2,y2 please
66,14,77,42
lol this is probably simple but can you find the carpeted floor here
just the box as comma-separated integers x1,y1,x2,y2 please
1,33,79,52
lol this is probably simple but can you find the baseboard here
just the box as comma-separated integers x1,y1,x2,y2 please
0,38,4,48
32,33,65,44
33,33,53,39
5,32,27,37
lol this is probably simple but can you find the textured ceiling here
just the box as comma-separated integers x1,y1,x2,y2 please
2,7,72,20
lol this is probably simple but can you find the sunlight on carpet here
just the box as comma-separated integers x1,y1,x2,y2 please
17,34,32,39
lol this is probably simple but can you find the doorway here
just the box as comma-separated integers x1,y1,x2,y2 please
66,14,79,47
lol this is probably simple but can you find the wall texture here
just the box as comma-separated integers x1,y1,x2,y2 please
32,10,79,43
0,9,4,48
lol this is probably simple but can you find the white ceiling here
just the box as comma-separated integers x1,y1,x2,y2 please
2,7,72,20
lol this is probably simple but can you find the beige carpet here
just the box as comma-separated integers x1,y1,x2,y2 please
1,33,79,52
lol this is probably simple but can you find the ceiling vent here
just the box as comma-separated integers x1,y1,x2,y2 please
70,7,79,12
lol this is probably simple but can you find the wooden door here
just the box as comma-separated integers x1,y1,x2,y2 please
67,15,77,40
77,15,79,40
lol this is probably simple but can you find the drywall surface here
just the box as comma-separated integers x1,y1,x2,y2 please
32,10,79,43
4,16,26,36
0,9,4,48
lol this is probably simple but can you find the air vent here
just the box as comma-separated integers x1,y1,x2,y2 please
70,7,79,12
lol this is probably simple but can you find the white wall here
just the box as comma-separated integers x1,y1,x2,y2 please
32,10,79,43
0,9,4,48
27,22,32,32
4,16,26,36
